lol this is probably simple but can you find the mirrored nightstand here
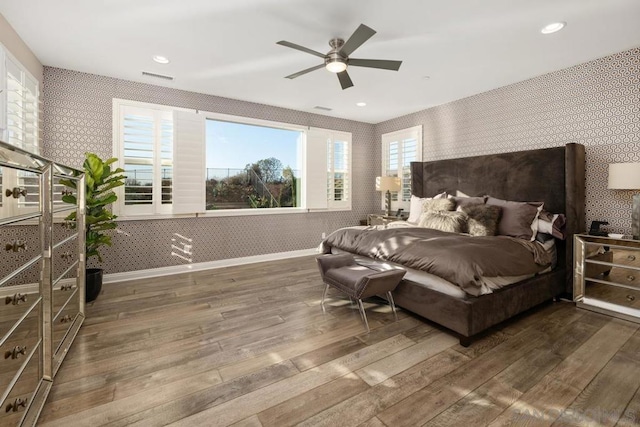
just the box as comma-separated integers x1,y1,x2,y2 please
367,214,406,226
574,234,640,323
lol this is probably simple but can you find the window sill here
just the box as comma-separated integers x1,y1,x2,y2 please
115,207,351,221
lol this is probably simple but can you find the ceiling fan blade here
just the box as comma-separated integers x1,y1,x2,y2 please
277,40,326,58
349,58,402,71
340,24,376,57
285,63,325,79
337,71,354,90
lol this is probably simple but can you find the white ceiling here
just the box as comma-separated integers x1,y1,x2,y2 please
1,0,639,123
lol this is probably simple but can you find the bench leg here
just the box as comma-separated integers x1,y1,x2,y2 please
321,284,330,313
357,299,370,333
386,291,398,321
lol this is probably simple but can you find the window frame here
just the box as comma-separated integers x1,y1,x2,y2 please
200,111,307,216
113,103,352,219
112,99,192,218
381,125,423,211
326,131,352,211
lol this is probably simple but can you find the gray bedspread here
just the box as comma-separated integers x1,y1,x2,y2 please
320,226,553,296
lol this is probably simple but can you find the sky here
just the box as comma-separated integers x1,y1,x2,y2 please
205,119,301,174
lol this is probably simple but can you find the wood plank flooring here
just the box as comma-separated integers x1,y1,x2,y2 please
38,256,640,426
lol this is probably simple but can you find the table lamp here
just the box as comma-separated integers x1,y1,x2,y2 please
608,162,640,239
375,176,401,216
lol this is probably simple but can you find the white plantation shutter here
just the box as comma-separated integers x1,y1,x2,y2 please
118,103,174,215
0,48,41,215
4,55,39,154
305,128,329,210
400,137,418,202
382,126,422,210
327,131,351,210
172,111,205,214
306,127,352,211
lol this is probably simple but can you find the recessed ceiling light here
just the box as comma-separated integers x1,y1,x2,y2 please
356,102,367,107
153,55,170,64
541,22,566,34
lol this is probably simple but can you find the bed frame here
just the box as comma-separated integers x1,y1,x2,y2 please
391,143,585,346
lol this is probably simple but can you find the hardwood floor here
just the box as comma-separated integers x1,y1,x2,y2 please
38,256,640,426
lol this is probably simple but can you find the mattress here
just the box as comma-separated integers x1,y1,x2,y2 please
330,233,555,298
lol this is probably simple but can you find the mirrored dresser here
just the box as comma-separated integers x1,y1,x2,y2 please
0,141,85,426
574,234,640,323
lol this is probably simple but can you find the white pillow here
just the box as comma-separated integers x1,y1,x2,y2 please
408,195,429,223
407,192,447,224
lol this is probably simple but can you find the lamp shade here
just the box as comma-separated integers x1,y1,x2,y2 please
608,163,640,189
375,176,401,192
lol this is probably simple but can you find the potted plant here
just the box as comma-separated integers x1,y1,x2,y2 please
60,153,126,302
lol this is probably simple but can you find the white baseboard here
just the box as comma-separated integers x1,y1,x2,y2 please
103,248,318,284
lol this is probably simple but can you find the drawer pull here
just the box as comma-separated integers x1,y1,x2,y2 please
5,397,27,413
5,240,26,252
628,255,636,261
4,345,27,360
627,275,636,282
60,315,74,323
61,283,73,291
61,251,73,260
5,187,27,199
5,293,27,305
627,295,636,302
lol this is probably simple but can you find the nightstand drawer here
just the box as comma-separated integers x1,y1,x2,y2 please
613,249,640,267
608,265,640,287
585,281,640,311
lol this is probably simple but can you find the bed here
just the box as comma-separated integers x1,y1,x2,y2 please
322,143,585,346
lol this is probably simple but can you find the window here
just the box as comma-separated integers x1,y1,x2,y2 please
381,126,422,210
113,103,351,217
205,116,303,210
114,100,176,216
0,45,41,217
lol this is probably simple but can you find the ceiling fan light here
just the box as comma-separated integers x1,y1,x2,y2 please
326,60,347,73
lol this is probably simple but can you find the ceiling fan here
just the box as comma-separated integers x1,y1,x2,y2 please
277,24,402,90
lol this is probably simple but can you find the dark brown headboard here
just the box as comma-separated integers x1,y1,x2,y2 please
410,143,585,292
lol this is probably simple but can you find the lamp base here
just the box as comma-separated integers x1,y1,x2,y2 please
633,194,640,240
385,190,392,217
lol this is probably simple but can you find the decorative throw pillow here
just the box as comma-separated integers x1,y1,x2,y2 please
486,197,544,241
460,204,502,236
418,210,467,233
407,192,448,223
422,197,455,213
451,195,487,209
537,210,567,240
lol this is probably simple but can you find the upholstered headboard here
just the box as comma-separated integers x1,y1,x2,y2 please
410,143,585,293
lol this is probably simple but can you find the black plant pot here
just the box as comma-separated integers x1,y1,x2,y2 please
86,268,103,302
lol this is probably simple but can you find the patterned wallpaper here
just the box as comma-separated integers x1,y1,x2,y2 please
42,68,378,273
42,46,639,274
375,47,640,236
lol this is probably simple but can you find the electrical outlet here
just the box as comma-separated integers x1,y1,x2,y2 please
321,232,326,239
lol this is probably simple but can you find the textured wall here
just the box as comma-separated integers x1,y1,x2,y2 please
42,68,378,273
375,47,640,236
42,46,640,274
